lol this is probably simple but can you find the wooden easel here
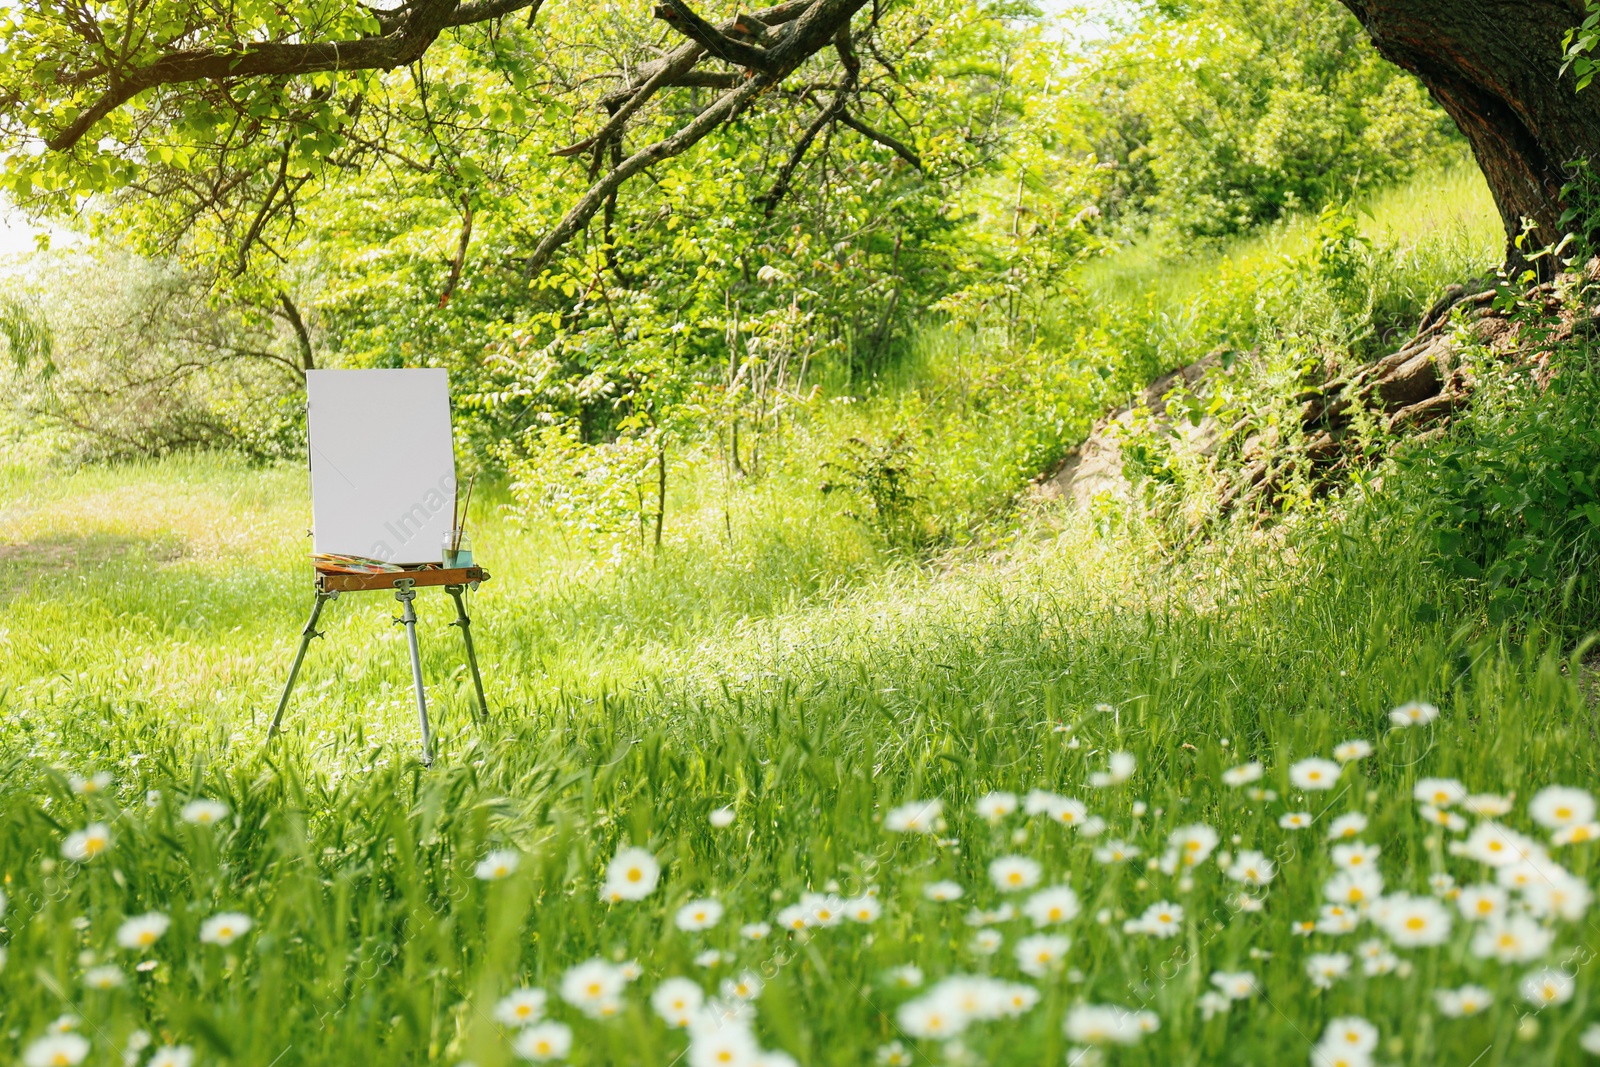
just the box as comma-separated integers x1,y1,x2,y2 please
267,565,491,765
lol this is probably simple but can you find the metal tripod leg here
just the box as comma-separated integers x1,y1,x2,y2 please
267,589,335,739
393,578,433,766
445,584,489,723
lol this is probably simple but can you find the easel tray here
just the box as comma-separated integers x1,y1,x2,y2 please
315,566,489,593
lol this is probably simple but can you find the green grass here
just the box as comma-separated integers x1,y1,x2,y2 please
4,164,1599,1066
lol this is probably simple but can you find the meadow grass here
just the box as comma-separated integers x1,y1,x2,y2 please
2,163,1598,1066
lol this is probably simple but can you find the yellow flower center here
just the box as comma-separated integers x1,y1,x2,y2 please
627,868,642,882
1405,916,1425,931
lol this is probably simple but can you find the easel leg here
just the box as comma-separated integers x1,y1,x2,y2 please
267,590,334,740
446,584,489,723
394,580,433,766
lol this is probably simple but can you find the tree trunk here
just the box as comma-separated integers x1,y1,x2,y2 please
1339,0,1600,270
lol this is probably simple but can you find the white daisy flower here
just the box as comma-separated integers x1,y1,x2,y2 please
69,772,112,795
989,855,1042,893
1552,821,1600,846
1022,885,1081,926
1456,883,1509,922
560,959,626,1018
180,799,230,826
1089,752,1135,788
1278,812,1313,830
1062,1004,1153,1045
1093,839,1140,864
998,982,1039,1016
686,1019,759,1064
1330,842,1380,872
22,1034,90,1067
1434,985,1492,1018
1221,762,1264,787
1580,1023,1600,1054
1418,805,1468,832
1124,901,1183,938
1414,778,1467,807
1210,971,1256,1000
1458,822,1543,868
147,1046,195,1067
61,823,112,862
651,977,704,1027
676,899,724,932
1309,1050,1372,1067
1471,914,1555,962
976,792,1018,821
896,997,966,1040
603,846,661,902
1389,701,1439,727
82,965,122,990
1373,893,1451,947
475,849,520,881
709,807,736,828
116,912,170,951
739,923,770,940
1461,793,1514,817
1332,740,1372,763
1530,786,1595,830
1015,933,1071,976
884,799,943,834
1289,758,1342,791
1315,904,1360,935
1168,824,1219,867
1521,868,1593,922
722,971,763,1001
1198,990,1231,1019
876,1041,913,1066
1519,967,1575,1007
1043,796,1091,828
513,1021,573,1062
1321,1016,1377,1052
970,929,1003,955
800,892,844,926
1225,850,1275,886
924,880,965,902
844,895,882,923
887,964,924,989
775,905,811,932
1323,869,1383,907
198,912,252,946
1305,953,1351,989
493,987,548,1027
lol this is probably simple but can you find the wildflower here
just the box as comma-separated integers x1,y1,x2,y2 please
694,950,725,968
198,912,252,946
676,899,724,932
1089,752,1135,788
180,799,229,826
1471,914,1554,962
147,1047,194,1067
924,880,964,902
1063,1004,1154,1046
1321,1017,1377,1053
69,772,112,795
61,823,112,862
1080,815,1107,837
1044,796,1091,828
1222,762,1263,787
513,1022,573,1062
1458,822,1543,868
800,893,843,926
843,894,882,923
1291,920,1316,936
897,997,966,1040
1198,991,1231,1019
1279,812,1313,830
969,928,1003,955
989,855,1041,892
603,847,661,902
885,799,943,834
1124,902,1183,938
475,850,520,881
1315,904,1360,935
740,923,770,940
560,959,626,1018
709,807,736,828
1323,869,1383,907
1581,1024,1600,1055
1225,850,1275,886
620,960,642,981
1168,824,1220,867
1414,778,1467,807
876,1041,913,1067
1023,886,1081,927
1309,1050,1371,1067
1389,701,1439,727
1522,868,1593,921
1496,857,1564,892
685,1020,759,1067
1520,967,1575,1007
82,965,122,990
494,988,548,1027
116,912,170,951
1290,758,1342,791
887,964,923,989
1435,985,1492,1017
22,1034,90,1067
1332,740,1372,763
1456,883,1509,922
976,792,1018,821
1374,893,1451,947
999,982,1040,1015
1305,953,1351,989
652,977,704,1027
1210,971,1256,1000
1530,786,1595,830
1552,821,1600,846
1461,793,1514,817
1330,843,1380,872
722,972,763,1000
1429,872,1457,896
1015,933,1071,976
1418,805,1467,832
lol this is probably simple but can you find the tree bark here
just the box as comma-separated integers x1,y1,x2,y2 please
1338,0,1600,271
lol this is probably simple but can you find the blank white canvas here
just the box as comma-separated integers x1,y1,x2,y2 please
306,369,456,564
